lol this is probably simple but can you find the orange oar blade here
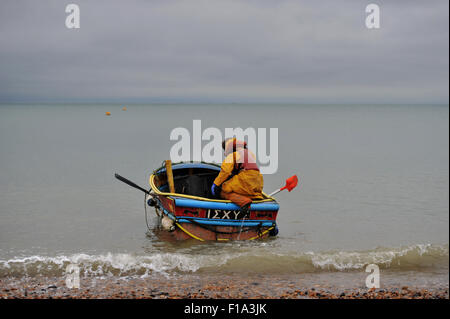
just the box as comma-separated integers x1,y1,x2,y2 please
268,175,299,197
285,175,298,192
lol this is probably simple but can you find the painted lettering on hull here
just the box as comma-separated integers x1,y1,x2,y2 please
206,209,249,220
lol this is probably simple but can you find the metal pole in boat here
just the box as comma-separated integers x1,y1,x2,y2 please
268,188,283,197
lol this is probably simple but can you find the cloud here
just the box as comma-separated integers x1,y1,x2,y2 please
0,0,448,103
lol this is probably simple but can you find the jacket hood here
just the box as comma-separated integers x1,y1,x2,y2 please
224,138,247,156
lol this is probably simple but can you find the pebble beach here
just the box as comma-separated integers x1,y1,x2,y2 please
1,274,448,299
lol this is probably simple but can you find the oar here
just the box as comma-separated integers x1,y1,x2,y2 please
114,173,154,196
268,175,299,197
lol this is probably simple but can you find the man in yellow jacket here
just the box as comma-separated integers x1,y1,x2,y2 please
211,138,264,211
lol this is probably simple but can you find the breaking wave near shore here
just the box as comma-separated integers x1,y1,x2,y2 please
0,244,447,278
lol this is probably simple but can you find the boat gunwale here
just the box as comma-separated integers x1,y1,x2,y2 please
149,173,276,204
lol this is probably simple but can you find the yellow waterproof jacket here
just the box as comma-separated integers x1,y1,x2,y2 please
213,149,264,199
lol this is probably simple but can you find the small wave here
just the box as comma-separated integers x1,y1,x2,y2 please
0,252,230,277
308,244,449,271
0,244,447,278
201,243,449,273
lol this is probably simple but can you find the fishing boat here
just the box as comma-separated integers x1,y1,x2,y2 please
115,161,297,242
145,161,280,241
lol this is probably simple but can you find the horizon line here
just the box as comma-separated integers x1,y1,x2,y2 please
0,101,449,106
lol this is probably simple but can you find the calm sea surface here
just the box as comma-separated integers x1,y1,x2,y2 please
0,104,448,286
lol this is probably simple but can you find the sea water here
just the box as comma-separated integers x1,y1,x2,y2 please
0,104,448,288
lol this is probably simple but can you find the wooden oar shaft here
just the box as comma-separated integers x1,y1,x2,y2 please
165,160,175,193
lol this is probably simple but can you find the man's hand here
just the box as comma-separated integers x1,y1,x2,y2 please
211,183,221,197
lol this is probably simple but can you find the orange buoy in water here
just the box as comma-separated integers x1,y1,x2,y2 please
105,112,111,116
122,106,127,111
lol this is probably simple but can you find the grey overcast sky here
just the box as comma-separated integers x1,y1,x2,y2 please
0,0,448,104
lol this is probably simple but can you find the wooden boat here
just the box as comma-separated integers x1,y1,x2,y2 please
147,162,279,241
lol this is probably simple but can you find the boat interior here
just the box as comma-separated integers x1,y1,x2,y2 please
152,163,272,201
153,166,220,199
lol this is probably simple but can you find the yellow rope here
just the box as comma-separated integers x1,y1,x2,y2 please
149,174,274,203
175,222,204,241
248,226,274,240
175,222,274,242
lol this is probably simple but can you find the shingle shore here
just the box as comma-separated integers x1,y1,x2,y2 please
1,275,448,299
